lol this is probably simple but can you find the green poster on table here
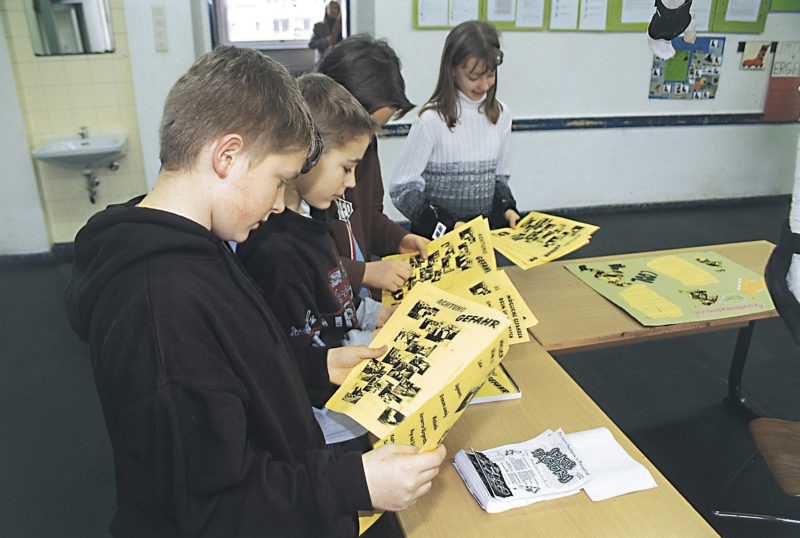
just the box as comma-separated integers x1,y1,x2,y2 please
565,251,774,326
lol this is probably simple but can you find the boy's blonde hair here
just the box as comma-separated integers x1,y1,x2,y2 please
297,73,377,151
160,46,321,172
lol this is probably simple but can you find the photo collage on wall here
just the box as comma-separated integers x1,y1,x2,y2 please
649,37,726,100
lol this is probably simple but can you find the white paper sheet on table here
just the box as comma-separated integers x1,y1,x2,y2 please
567,426,658,501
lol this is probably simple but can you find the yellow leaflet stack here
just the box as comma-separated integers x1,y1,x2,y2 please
378,217,535,350
451,269,538,344
381,216,496,306
491,212,599,270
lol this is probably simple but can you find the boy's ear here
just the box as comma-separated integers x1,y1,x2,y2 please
211,134,244,178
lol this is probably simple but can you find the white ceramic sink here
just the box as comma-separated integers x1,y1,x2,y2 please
32,132,127,169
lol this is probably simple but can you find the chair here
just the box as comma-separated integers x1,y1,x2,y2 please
750,418,800,500
765,222,800,345
722,223,800,419
712,222,800,525
712,418,800,525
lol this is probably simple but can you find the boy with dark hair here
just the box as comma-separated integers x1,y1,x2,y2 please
317,34,430,297
65,46,445,537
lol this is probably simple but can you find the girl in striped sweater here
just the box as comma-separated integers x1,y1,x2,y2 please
390,20,520,239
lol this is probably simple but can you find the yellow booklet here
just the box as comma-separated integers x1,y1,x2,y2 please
377,217,540,348
329,282,510,446
470,363,521,404
327,283,511,534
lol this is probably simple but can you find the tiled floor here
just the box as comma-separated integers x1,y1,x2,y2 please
1,196,798,537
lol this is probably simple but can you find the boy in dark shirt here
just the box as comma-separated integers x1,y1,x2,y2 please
64,46,445,537
238,73,391,448
318,35,430,297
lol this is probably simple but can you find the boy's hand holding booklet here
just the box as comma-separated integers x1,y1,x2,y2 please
326,282,511,534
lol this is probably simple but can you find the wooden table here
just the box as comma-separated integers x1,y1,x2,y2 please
505,241,776,354
505,241,777,418
397,340,718,537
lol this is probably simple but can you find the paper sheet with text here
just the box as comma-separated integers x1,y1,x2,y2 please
328,283,510,447
451,269,538,344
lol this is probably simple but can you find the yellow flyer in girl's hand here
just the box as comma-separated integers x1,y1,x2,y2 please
491,212,598,269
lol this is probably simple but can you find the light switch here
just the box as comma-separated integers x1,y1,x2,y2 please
152,4,168,53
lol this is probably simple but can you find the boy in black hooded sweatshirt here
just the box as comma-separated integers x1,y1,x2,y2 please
64,46,445,538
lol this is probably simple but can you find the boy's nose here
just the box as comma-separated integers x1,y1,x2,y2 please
344,170,356,189
271,188,286,215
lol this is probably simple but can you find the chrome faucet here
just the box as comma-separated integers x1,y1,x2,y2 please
78,126,88,139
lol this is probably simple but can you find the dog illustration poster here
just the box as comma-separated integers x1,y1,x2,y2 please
650,37,725,99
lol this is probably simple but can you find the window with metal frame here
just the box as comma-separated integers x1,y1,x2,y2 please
212,0,349,50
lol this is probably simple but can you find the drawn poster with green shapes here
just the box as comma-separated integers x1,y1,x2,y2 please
565,250,774,326
649,37,725,100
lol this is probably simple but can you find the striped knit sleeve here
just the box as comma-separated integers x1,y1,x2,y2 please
495,101,512,179
390,116,435,221
494,102,516,211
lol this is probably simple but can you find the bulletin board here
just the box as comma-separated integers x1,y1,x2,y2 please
547,0,611,31
605,0,652,32
414,0,772,33
414,0,546,30
710,0,770,33
770,0,800,11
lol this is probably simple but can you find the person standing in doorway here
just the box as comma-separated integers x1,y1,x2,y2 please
309,1,342,66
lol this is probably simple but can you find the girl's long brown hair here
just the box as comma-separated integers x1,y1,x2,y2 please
420,20,504,130
324,1,342,42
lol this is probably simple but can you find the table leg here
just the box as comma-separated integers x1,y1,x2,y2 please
722,321,760,421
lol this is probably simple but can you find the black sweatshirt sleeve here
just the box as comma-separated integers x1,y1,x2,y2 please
113,381,370,537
